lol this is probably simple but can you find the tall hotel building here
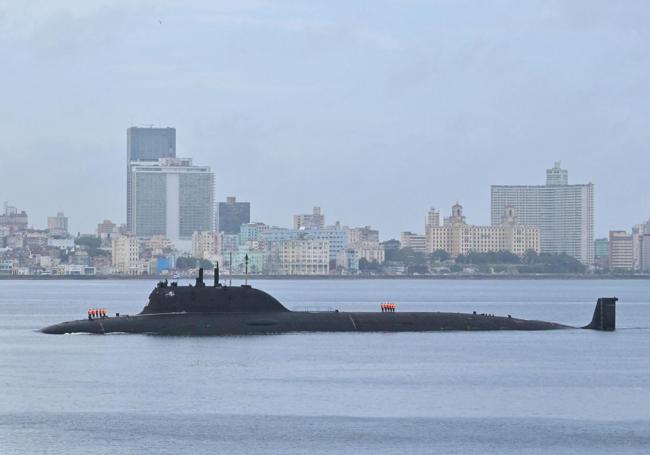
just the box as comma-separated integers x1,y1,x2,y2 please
126,127,176,232
131,157,214,241
491,163,594,265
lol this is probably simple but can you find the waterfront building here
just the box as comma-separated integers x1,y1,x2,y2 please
278,239,329,275
262,226,347,261
293,207,325,230
126,126,176,231
427,203,540,257
608,231,634,271
344,226,384,264
131,157,214,241
221,247,266,274
0,261,14,275
641,234,650,273
594,238,609,258
491,162,594,265
352,241,385,264
400,232,427,253
631,224,650,271
217,197,250,234
111,235,140,275
47,212,68,235
594,238,609,270
336,248,360,273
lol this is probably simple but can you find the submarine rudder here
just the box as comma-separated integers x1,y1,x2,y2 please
584,297,616,331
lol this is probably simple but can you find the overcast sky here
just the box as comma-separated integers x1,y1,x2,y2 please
1,0,648,239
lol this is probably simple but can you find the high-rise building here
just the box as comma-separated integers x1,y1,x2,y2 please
294,207,325,230
131,158,214,241
126,127,176,231
217,197,250,234
47,212,68,235
491,163,594,265
426,208,440,229
608,231,633,271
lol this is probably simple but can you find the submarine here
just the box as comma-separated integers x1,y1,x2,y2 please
41,267,616,336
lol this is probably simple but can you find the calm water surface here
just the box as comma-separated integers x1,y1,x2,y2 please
1,279,649,454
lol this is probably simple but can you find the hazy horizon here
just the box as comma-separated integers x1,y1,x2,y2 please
1,1,649,239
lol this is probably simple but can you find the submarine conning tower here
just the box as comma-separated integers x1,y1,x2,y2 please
139,268,289,315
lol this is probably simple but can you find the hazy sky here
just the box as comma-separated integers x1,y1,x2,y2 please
1,0,648,239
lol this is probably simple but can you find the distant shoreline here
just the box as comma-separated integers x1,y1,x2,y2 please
1,274,650,281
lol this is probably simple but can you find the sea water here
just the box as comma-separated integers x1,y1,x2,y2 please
1,279,649,454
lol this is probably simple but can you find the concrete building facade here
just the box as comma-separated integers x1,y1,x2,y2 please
641,234,650,273
126,126,176,231
278,239,329,275
293,207,325,230
427,203,540,257
131,158,214,242
111,235,140,275
608,231,634,271
0,203,28,232
192,231,220,259
400,231,427,253
490,163,594,264
47,212,68,235
217,197,250,234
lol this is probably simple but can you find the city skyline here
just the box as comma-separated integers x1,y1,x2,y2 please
0,156,638,242
0,154,627,242
2,2,650,239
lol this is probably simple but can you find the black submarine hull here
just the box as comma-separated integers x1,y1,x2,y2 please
42,310,571,335
40,268,617,336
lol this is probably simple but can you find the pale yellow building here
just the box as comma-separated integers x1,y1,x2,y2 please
278,239,329,275
111,235,140,275
355,241,385,263
191,231,220,259
426,203,540,257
